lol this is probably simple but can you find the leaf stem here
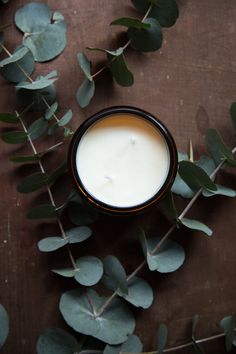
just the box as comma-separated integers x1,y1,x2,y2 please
79,329,236,354
16,111,77,270
95,148,236,316
90,4,153,79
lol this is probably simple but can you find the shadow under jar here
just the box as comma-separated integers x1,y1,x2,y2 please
68,106,178,216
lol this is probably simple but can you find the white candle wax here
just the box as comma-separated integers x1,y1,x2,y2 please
76,114,170,208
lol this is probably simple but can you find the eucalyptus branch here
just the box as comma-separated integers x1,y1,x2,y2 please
0,43,71,129
16,111,77,270
90,4,153,80
95,148,236,317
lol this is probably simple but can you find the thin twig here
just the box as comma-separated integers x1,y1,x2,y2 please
16,111,77,270
91,4,153,79
95,148,236,317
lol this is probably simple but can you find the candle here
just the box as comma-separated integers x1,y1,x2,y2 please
69,107,177,215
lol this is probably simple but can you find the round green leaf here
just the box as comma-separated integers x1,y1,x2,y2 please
75,256,103,286
77,52,92,79
202,184,236,198
45,102,58,121
66,226,92,244
146,237,185,273
23,21,67,62
102,255,128,295
110,17,150,29
131,0,179,27
59,289,135,345
28,117,48,140
128,18,163,52
58,110,73,127
178,161,217,192
179,217,212,236
206,129,236,167
120,276,153,309
108,54,134,86
36,328,80,354
0,113,19,123
1,131,28,144
17,77,57,90
0,46,35,83
157,324,168,354
16,83,56,111
15,3,51,33
76,77,95,108
52,268,76,278
219,314,235,352
104,335,143,354
38,237,68,252
0,304,9,349
17,172,48,193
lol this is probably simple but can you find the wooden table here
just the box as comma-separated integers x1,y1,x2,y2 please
0,1,236,353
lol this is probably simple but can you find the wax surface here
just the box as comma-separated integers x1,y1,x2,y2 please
76,114,170,208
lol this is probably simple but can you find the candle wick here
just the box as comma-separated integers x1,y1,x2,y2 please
104,174,113,182
130,135,136,144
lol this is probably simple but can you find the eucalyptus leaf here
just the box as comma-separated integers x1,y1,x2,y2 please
120,276,153,309
157,324,168,354
15,3,67,62
179,217,212,236
75,256,103,286
45,102,58,121
178,161,217,192
195,156,216,176
128,18,163,52
202,184,236,198
206,129,236,167
111,17,150,29
66,226,92,244
1,131,28,144
103,335,143,354
141,235,185,273
102,255,128,295
58,110,73,126
219,314,235,352
172,152,195,198
76,77,95,108
230,102,236,131
131,0,179,27
0,46,28,67
23,21,67,62
0,113,18,123
0,46,35,83
9,154,39,163
77,52,92,80
27,204,57,219
38,237,68,252
108,53,134,87
28,117,48,140
17,172,48,193
52,268,76,278
36,328,80,354
60,289,135,345
17,77,57,90
0,304,9,349
15,3,52,33
16,84,56,111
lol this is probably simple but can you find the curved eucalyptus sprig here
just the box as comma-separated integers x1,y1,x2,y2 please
36,314,236,353
59,123,236,345
76,0,179,107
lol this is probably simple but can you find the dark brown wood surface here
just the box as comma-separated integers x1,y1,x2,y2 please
0,0,236,353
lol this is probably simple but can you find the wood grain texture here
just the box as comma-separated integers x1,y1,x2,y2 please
0,0,236,353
